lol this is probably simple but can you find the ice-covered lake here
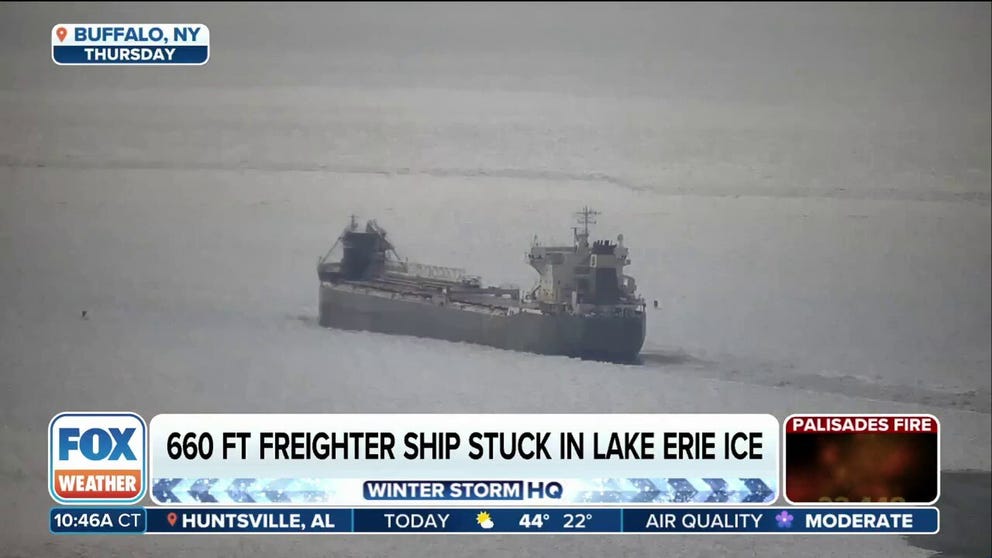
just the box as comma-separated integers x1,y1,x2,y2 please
1,3,989,557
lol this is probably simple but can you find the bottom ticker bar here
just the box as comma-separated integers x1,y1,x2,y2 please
51,507,939,535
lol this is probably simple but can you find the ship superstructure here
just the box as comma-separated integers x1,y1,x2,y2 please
526,207,642,317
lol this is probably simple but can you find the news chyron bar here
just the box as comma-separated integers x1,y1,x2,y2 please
48,412,939,535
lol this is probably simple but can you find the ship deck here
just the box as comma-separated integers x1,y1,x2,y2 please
333,275,528,312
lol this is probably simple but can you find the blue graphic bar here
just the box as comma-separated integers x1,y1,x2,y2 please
51,507,938,534
50,507,146,534
52,46,208,65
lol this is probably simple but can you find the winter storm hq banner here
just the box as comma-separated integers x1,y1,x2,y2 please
145,413,779,506
48,412,942,535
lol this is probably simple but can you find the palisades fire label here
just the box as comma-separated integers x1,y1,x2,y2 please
51,24,209,66
783,414,939,505
49,412,147,504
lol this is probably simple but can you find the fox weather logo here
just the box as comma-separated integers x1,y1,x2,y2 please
52,24,209,66
48,412,147,504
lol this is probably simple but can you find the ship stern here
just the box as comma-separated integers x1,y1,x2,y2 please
577,312,646,363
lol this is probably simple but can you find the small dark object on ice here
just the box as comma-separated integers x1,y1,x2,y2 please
81,310,88,320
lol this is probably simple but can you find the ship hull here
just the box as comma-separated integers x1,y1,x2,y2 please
318,283,646,362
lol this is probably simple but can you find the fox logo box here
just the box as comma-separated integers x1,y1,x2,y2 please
48,412,147,504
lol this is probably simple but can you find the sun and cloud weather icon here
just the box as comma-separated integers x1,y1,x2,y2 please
476,511,495,530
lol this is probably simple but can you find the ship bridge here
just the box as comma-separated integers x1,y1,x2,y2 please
527,207,640,313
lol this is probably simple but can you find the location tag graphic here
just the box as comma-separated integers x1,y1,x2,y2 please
167,512,178,527
51,24,210,66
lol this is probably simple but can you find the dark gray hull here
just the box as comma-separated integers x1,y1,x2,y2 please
318,283,646,362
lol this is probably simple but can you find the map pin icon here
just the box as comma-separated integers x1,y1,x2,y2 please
56,27,67,42
167,512,178,527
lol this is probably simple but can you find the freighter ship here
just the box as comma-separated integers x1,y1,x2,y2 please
316,208,646,362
